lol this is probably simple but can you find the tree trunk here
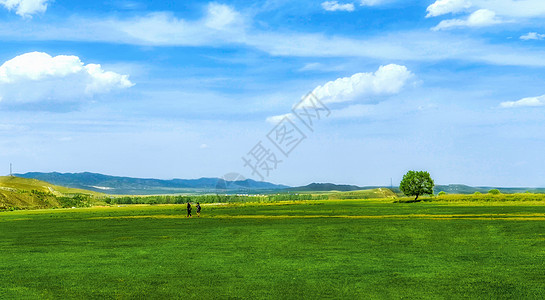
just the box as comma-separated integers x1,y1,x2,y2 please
414,194,419,201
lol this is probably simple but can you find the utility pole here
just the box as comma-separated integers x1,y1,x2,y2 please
390,177,393,189
10,163,12,176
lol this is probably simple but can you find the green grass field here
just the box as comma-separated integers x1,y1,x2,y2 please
2,199,545,299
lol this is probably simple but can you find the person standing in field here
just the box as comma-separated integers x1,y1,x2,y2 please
187,202,192,218
196,202,201,217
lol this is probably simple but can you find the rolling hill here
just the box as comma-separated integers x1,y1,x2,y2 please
16,172,289,195
0,176,103,210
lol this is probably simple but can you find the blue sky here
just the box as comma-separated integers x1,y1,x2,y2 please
1,0,545,187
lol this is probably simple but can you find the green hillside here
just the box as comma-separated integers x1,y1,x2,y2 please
0,176,104,210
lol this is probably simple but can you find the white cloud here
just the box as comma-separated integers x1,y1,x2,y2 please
360,0,389,6
297,62,346,72
204,3,241,30
0,52,83,83
330,104,375,118
83,63,134,94
520,32,545,40
266,113,294,124
299,62,324,72
268,64,412,122
427,0,545,30
321,1,355,12
473,0,545,18
426,0,472,18
266,104,377,123
500,95,545,108
0,0,48,17
429,0,545,20
0,52,134,103
311,64,413,104
433,9,502,30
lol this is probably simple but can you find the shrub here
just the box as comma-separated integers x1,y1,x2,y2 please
488,189,501,195
438,191,446,196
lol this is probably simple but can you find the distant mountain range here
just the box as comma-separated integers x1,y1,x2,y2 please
287,183,544,195
16,172,289,195
15,172,545,195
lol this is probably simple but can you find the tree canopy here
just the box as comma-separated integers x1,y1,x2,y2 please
399,170,434,201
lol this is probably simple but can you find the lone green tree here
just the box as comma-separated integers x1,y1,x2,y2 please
399,170,434,201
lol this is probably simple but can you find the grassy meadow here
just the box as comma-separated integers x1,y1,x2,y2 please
1,198,545,299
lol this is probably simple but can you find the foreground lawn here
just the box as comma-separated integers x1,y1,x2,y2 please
1,200,545,299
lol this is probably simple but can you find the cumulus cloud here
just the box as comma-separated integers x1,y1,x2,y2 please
267,64,413,122
500,95,545,108
0,0,48,17
433,9,502,30
426,0,472,17
310,64,413,104
0,52,134,103
520,32,545,40
321,1,355,12
204,3,241,30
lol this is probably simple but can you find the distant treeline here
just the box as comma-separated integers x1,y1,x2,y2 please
433,193,545,202
106,193,329,205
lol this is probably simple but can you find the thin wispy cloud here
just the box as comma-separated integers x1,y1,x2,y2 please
322,1,355,12
359,0,390,6
432,9,502,30
427,0,545,30
2,14,545,68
